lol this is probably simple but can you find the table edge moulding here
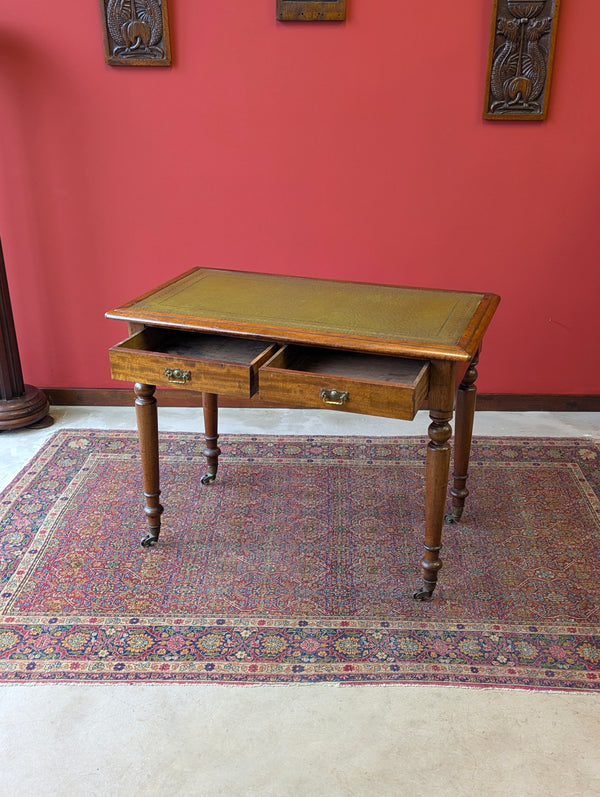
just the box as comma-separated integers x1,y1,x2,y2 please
106,267,500,601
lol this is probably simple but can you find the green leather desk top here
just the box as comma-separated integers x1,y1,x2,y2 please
107,268,500,361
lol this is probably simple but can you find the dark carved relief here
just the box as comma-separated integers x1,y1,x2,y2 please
484,0,560,120
99,0,171,66
276,1,346,22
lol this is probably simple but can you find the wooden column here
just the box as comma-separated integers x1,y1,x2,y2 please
0,238,51,430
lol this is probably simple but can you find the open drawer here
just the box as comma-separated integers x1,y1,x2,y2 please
259,345,430,420
109,327,277,397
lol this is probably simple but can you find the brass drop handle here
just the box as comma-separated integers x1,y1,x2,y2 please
320,388,349,406
165,368,191,384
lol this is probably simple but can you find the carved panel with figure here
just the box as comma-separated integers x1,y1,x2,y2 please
484,0,560,120
99,0,171,66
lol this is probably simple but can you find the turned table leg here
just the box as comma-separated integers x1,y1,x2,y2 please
134,383,163,547
413,409,453,601
449,352,479,523
201,392,221,485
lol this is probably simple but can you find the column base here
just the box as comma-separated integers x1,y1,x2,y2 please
0,385,52,431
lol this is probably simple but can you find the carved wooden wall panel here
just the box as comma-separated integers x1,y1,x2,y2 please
484,0,560,120
276,1,346,22
99,0,171,66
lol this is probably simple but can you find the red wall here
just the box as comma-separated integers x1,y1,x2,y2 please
1,2,599,394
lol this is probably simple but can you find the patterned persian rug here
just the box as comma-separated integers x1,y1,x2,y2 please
0,430,599,690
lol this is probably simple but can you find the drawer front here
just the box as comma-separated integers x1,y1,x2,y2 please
109,328,277,397
259,346,429,420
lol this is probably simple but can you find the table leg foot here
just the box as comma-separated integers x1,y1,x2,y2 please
200,465,218,485
445,506,464,524
413,581,437,601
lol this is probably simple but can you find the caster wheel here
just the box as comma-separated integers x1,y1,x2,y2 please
413,586,435,601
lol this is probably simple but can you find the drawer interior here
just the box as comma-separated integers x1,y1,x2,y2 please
264,345,429,387
119,327,274,365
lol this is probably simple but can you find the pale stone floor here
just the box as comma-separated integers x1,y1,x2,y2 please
0,407,599,797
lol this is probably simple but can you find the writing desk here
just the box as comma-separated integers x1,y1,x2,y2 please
107,268,500,600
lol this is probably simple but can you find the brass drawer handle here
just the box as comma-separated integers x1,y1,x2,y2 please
320,388,349,406
165,368,191,384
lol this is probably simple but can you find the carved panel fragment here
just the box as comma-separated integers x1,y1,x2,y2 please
484,0,560,120
99,0,171,66
277,1,346,22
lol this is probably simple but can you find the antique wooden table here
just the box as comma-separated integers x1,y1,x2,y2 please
107,268,500,600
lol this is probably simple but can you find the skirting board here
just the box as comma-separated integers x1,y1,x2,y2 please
42,389,600,413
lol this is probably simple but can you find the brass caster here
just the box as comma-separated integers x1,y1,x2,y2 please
445,508,463,524
141,533,158,548
201,466,217,485
413,585,436,602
